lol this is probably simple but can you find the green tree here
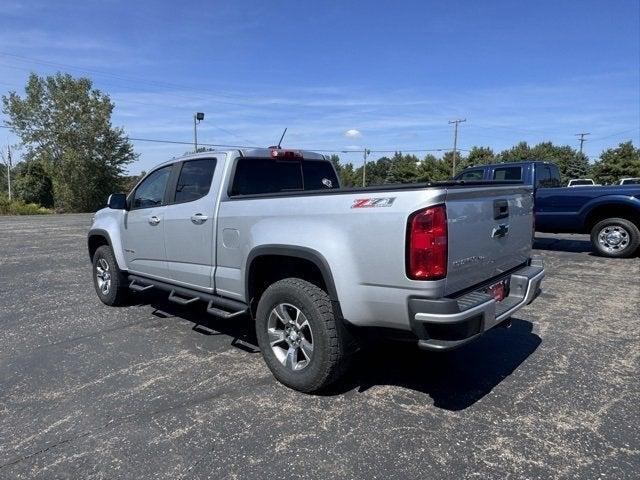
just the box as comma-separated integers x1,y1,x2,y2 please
466,146,496,166
385,152,419,184
443,150,468,178
12,158,54,207
416,154,450,182
497,141,533,162
563,152,590,180
591,141,640,184
2,72,137,212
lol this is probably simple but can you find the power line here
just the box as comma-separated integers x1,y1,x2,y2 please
589,128,640,142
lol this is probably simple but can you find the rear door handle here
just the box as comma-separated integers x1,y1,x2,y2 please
148,215,160,226
190,213,208,224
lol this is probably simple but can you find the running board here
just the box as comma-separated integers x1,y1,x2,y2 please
127,274,249,318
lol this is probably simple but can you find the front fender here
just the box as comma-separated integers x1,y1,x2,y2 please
88,209,127,270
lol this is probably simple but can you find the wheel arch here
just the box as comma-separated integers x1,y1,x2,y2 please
245,245,340,317
88,228,127,270
582,199,640,233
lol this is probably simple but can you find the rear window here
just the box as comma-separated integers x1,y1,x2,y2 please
302,161,339,190
458,169,484,181
230,158,338,196
493,166,522,181
570,180,594,186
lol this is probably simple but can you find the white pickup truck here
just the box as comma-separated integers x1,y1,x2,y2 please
88,148,544,392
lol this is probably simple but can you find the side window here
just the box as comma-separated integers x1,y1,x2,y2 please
493,166,522,181
131,166,172,209
173,158,217,204
230,158,303,195
535,165,551,188
302,160,339,190
549,165,562,187
458,169,484,181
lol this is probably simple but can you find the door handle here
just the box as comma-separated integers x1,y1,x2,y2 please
148,215,161,226
190,213,208,224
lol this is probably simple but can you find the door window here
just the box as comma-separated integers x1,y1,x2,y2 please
131,166,172,209
173,159,217,204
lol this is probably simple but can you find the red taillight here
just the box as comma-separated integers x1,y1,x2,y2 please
406,205,447,280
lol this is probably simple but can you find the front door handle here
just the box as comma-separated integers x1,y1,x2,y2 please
190,213,208,224
148,215,161,226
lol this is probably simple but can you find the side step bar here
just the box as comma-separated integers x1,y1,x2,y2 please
127,274,248,319
129,279,154,292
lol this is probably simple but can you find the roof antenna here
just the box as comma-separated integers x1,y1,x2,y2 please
277,128,287,149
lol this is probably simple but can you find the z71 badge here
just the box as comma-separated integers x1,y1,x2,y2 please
351,197,396,208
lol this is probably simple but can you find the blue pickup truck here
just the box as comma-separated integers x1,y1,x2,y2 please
454,161,640,258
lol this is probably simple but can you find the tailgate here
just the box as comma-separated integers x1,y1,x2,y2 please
444,185,534,295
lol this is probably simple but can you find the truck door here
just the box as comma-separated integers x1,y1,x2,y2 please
162,158,220,291
122,165,174,279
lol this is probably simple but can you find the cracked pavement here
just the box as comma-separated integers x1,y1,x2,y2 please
0,214,638,479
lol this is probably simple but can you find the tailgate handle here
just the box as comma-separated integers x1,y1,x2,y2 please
494,199,509,220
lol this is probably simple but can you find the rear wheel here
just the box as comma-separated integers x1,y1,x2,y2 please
590,218,640,258
92,245,129,306
255,278,349,393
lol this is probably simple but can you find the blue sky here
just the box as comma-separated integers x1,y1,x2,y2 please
1,0,639,173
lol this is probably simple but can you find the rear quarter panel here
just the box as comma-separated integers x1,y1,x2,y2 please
215,188,449,329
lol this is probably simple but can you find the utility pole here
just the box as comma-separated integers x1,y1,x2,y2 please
1,145,11,200
449,118,466,176
362,148,370,187
575,132,590,154
6,145,11,200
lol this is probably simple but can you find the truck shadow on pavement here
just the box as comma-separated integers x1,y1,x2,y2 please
334,319,541,410
137,292,540,411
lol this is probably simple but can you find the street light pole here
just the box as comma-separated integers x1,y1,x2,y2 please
193,112,205,152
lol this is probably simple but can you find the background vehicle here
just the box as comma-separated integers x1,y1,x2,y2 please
89,149,544,393
619,178,640,185
455,161,640,257
567,178,597,187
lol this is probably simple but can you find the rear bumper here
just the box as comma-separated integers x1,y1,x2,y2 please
409,257,544,351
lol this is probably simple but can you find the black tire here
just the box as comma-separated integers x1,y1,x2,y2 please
255,278,350,393
590,218,640,258
92,245,129,306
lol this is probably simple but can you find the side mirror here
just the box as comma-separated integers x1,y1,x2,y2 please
107,193,127,210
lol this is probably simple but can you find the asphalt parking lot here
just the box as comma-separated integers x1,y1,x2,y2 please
0,214,638,479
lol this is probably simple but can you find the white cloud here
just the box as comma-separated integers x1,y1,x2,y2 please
344,129,361,139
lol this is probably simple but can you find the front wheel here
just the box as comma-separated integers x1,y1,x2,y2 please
255,278,350,393
590,218,640,258
92,245,129,306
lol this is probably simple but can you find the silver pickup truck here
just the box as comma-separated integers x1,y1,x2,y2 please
88,148,544,392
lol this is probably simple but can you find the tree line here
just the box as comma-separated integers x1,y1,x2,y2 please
1,72,639,212
330,141,640,188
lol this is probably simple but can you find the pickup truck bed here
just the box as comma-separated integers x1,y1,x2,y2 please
89,149,544,392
